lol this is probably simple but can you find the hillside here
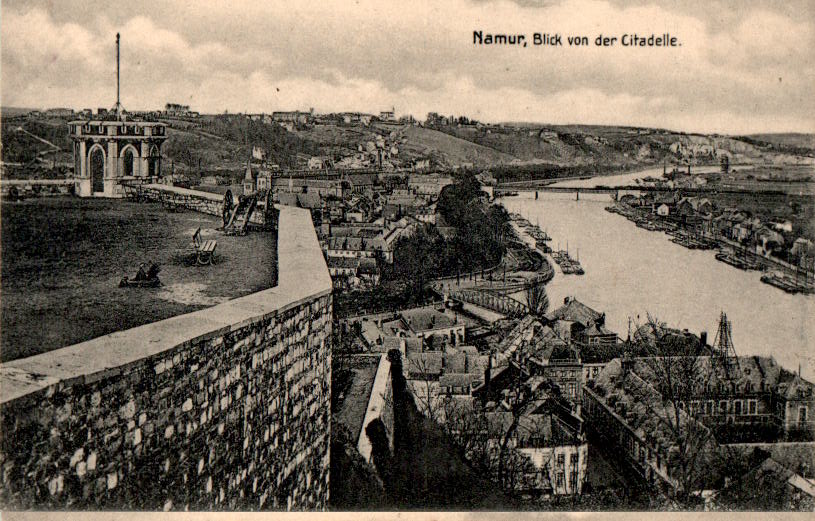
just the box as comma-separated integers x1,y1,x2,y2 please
2,108,812,181
161,115,321,173
398,125,515,166
430,123,814,169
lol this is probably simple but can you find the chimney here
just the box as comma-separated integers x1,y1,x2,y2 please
700,331,708,347
621,354,634,375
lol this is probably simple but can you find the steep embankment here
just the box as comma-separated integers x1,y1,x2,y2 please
399,125,516,166
435,124,815,167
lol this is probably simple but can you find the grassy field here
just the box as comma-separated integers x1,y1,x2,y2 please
1,198,277,361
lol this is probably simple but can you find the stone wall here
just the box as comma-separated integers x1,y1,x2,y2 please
0,179,76,197
137,184,269,226
357,354,394,463
0,205,332,510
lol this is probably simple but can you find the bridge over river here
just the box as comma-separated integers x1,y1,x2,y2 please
494,183,811,201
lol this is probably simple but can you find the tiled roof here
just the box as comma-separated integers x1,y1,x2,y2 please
407,351,443,376
545,297,603,328
400,307,457,333
327,236,385,251
440,373,475,389
327,256,359,269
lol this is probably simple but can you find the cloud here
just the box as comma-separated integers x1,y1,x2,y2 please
2,0,813,134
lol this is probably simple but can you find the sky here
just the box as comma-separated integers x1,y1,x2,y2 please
2,0,814,134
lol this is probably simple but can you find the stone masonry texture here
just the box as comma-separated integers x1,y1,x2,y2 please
0,293,331,510
0,205,331,511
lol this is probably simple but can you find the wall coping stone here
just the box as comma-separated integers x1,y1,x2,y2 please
142,183,224,201
0,179,78,186
357,353,392,463
0,204,331,404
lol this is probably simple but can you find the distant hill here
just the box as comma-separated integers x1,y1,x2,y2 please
1,107,40,117
419,123,814,170
745,133,815,149
3,110,812,180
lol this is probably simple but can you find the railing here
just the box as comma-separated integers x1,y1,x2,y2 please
448,288,529,318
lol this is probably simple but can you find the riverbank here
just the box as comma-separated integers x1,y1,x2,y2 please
499,192,815,380
606,202,814,295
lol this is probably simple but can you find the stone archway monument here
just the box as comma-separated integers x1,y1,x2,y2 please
70,33,168,197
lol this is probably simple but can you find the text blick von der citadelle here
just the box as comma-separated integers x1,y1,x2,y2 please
473,31,680,47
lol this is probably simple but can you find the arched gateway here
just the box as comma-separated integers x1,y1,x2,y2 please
69,33,168,197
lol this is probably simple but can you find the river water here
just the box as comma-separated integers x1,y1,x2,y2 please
499,166,815,379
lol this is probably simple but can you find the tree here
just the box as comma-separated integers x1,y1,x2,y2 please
526,282,549,316
624,313,718,502
406,352,443,425
439,377,560,497
495,361,535,491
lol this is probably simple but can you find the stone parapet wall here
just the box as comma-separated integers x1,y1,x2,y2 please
137,184,268,226
0,205,331,510
0,179,76,197
357,354,394,463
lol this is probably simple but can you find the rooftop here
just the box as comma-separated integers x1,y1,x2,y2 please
545,296,603,328
401,307,458,333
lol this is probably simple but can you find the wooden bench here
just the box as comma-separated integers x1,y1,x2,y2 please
192,227,217,265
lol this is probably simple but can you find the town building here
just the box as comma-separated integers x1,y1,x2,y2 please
544,297,618,346
45,108,75,117
324,236,385,260
408,174,454,197
398,306,466,347
164,103,194,117
470,363,589,496
379,108,396,121
583,353,815,493
272,110,311,125
308,156,334,170
271,177,344,198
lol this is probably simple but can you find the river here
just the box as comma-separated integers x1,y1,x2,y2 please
499,166,815,379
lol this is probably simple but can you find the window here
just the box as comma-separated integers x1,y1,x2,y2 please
734,400,742,415
800,406,808,426
569,470,579,491
570,453,579,469
557,454,565,469
705,401,713,415
719,400,728,414
749,400,757,415
556,473,565,489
